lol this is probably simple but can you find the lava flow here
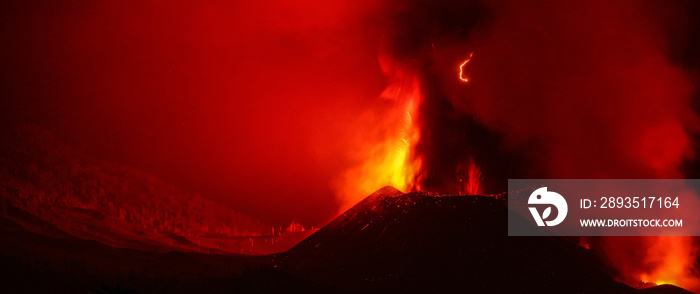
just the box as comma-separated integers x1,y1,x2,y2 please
335,67,424,211
639,236,699,289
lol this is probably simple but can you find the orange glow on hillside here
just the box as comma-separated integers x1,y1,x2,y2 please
457,159,483,195
607,236,700,292
637,236,700,291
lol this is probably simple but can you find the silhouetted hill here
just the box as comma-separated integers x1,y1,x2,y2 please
0,124,271,253
0,199,336,293
277,187,687,293
0,199,253,292
0,184,692,293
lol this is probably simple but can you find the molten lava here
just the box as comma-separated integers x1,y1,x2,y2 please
456,55,482,196
465,160,483,195
458,52,474,83
640,237,700,290
604,236,700,291
335,71,424,211
457,159,483,195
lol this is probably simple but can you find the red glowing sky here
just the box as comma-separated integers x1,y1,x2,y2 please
3,0,700,230
7,1,700,291
1,0,392,225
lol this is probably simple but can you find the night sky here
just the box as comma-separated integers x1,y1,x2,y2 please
4,0,700,229
1,0,393,226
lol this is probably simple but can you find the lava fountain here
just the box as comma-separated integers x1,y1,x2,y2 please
334,58,424,211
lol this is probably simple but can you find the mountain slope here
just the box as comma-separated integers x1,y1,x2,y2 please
0,125,270,253
277,187,689,293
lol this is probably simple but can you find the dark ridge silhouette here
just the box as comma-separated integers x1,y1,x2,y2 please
277,187,687,293
0,124,275,254
0,182,692,293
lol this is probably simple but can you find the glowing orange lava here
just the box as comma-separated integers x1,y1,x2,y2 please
458,52,474,83
604,236,700,292
457,159,483,195
335,73,424,211
638,236,700,291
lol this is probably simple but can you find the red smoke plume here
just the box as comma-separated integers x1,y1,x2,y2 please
456,1,698,179
5,0,700,289
0,0,390,226
447,0,700,290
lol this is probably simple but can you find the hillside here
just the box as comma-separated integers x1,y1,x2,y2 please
0,125,271,253
276,187,692,293
0,183,693,293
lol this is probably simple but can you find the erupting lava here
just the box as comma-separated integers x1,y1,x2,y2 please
457,159,483,195
464,159,483,195
335,69,424,211
604,236,700,291
458,52,474,83
456,54,482,195
640,237,700,290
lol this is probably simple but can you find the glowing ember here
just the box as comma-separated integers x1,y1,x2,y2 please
458,52,474,82
578,237,590,250
286,221,306,233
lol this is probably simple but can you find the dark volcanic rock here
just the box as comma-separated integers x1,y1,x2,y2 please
278,187,639,293
0,184,691,293
640,284,695,294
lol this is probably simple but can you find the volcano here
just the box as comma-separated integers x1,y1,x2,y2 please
276,187,692,293
0,185,695,293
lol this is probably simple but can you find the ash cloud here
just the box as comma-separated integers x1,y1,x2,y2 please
382,0,700,290
455,0,699,180
382,0,700,191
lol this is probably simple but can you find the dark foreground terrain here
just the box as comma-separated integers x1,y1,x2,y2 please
0,185,694,293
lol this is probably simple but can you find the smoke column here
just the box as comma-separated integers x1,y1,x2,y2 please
362,0,700,290
453,1,699,289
